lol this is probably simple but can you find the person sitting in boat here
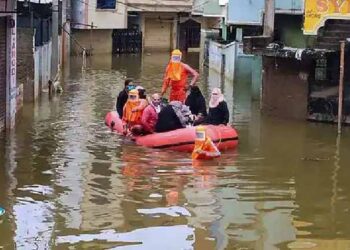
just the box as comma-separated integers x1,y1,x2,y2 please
155,101,192,133
161,49,199,103
192,126,221,160
122,89,144,135
140,93,163,134
203,88,229,125
135,86,149,111
185,86,207,125
116,79,134,118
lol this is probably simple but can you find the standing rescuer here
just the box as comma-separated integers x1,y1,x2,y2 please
192,126,221,160
161,49,199,102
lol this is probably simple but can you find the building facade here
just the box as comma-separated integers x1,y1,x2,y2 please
16,0,70,107
242,0,350,124
71,0,127,54
127,0,196,52
0,0,17,131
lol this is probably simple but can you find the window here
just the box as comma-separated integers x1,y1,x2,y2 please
96,0,116,9
315,58,327,81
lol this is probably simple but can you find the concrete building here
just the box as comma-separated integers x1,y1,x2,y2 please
242,0,350,124
0,0,17,131
127,0,197,52
16,0,70,107
71,0,127,54
195,0,262,100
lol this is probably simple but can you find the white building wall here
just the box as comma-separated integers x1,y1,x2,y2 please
35,41,52,92
88,6,127,29
72,0,127,29
208,40,236,81
208,40,222,73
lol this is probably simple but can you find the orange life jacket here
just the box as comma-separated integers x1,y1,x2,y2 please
162,63,188,102
192,137,220,160
122,100,143,125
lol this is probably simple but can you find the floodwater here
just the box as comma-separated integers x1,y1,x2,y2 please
1,53,350,250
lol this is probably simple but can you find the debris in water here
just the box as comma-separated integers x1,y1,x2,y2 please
301,157,330,162
288,241,317,249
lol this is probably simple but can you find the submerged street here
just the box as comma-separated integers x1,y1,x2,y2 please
1,53,350,249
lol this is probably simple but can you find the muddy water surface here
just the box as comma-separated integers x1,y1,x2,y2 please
1,53,350,250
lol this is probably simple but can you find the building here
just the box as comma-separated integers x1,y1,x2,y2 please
71,0,200,54
16,0,70,106
195,0,263,100
0,0,17,131
127,0,196,53
71,0,128,54
242,0,350,124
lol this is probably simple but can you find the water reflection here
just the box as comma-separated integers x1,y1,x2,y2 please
57,225,195,249
0,53,350,249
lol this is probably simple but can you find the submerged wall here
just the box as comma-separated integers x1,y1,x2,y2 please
207,40,262,100
35,41,52,92
262,57,309,120
208,40,236,81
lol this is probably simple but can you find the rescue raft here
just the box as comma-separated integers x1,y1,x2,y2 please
105,111,238,152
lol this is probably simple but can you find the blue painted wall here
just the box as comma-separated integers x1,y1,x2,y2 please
227,0,304,25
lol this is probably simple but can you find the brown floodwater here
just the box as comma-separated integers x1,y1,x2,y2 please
1,53,350,250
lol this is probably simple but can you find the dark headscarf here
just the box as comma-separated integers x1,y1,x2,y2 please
185,86,207,116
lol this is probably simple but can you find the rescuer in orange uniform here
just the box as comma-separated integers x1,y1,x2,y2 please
122,89,144,135
161,49,199,102
192,126,221,160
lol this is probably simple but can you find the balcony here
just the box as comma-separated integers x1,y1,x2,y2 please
127,0,193,12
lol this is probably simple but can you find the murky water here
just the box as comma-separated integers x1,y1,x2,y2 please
1,53,350,250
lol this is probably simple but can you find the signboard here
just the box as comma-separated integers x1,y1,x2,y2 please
304,0,350,35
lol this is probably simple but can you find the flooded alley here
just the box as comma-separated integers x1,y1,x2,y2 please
1,53,350,250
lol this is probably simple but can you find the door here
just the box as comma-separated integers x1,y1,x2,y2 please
179,19,201,52
0,17,7,131
144,18,172,51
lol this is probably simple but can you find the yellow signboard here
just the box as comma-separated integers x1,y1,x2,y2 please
304,0,350,35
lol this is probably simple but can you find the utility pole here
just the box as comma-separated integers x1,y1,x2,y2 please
337,41,345,134
90,22,93,55
52,0,59,78
263,0,275,38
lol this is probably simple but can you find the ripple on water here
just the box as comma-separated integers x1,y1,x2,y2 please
56,225,195,249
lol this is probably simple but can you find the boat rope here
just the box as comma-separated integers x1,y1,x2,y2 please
215,126,222,148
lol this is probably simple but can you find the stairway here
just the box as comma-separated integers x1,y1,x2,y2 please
317,19,350,50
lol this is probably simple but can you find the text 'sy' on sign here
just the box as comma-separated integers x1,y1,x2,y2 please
304,0,350,35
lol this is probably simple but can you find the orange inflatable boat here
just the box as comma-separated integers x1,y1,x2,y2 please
105,111,238,152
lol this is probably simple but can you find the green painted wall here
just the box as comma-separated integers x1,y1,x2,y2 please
275,15,317,48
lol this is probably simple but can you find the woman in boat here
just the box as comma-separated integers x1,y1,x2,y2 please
116,79,134,118
122,89,144,135
161,49,199,102
185,85,207,125
155,101,192,133
203,88,229,125
135,86,149,111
